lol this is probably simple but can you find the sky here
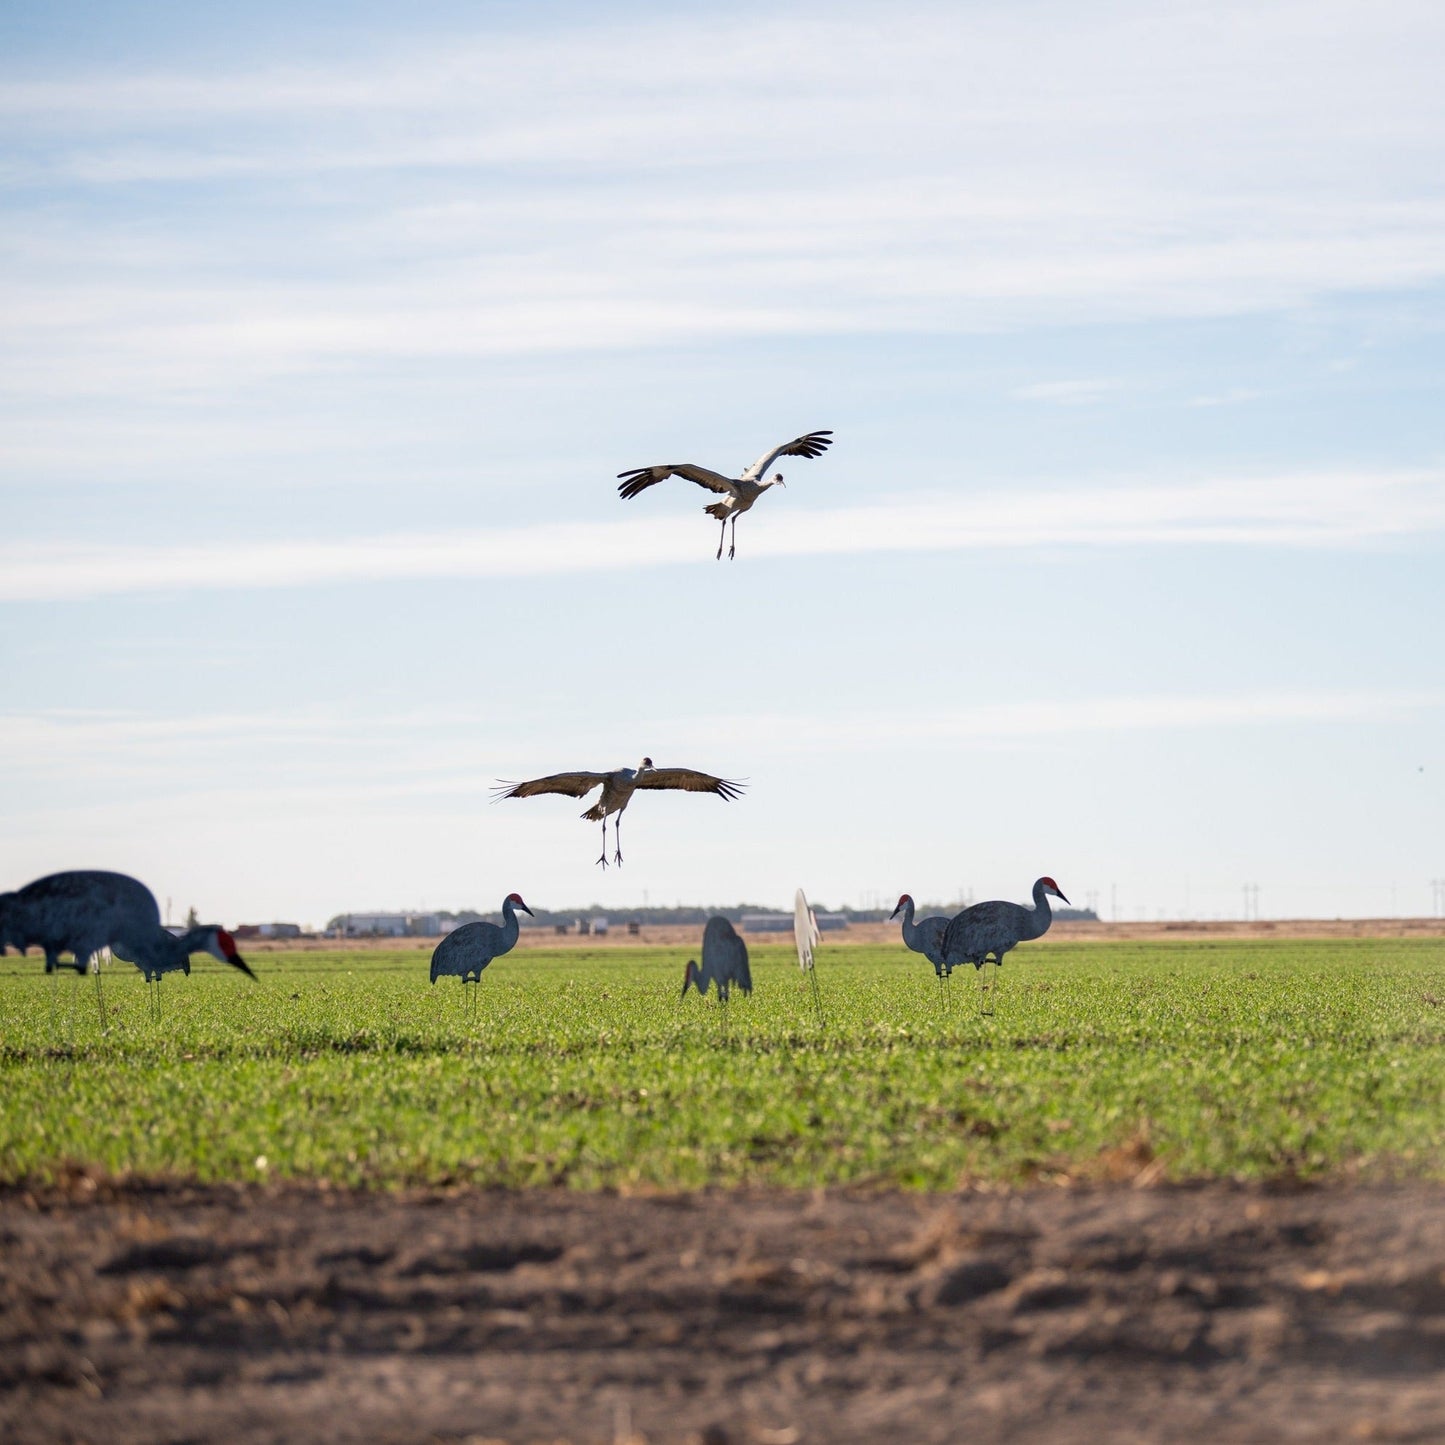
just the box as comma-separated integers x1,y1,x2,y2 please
2,0,1442,926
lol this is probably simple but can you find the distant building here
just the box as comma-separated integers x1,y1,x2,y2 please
741,912,850,933
741,914,791,933
338,913,408,937
258,922,302,939
334,912,443,937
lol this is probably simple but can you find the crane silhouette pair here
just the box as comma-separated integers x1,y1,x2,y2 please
893,878,1069,1012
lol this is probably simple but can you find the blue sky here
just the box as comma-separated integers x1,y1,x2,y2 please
2,1,1442,925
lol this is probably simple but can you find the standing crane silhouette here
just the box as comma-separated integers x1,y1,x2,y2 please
112,924,255,1023
617,429,833,560
430,893,532,1015
938,877,1069,1014
1,869,164,1029
682,917,753,1004
494,758,743,867
889,894,955,1003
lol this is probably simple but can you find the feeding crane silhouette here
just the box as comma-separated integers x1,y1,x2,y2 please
890,894,955,1003
938,877,1069,1014
430,893,532,1015
1,869,164,1028
682,917,753,1005
112,925,255,1023
617,428,833,560
1,870,159,976
494,758,742,867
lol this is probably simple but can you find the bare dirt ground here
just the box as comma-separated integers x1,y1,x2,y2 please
4,1179,1444,1443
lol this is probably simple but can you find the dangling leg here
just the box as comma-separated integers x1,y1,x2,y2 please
596,815,609,868
614,810,623,866
716,517,727,560
728,515,738,560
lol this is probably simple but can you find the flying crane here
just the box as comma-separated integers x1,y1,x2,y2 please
617,428,833,560
494,758,742,867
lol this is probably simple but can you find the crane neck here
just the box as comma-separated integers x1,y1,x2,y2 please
499,899,522,949
1024,881,1056,941
896,898,921,949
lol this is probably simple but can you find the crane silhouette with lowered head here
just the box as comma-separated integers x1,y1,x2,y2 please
682,916,753,1004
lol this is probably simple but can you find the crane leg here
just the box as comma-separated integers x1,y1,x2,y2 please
728,515,738,560
92,951,107,1032
596,816,609,868
613,812,623,866
716,517,727,560
808,962,825,1026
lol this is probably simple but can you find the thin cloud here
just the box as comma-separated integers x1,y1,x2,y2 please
3,470,1441,602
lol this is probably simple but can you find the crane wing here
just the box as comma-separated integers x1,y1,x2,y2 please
492,771,606,801
616,463,735,501
632,767,744,800
739,429,833,482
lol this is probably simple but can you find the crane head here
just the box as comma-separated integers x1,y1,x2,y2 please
889,894,912,920
681,959,700,998
505,892,534,917
639,756,655,771
771,473,786,488
1041,877,1070,905
205,926,257,979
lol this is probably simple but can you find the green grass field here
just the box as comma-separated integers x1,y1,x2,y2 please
2,939,1442,1190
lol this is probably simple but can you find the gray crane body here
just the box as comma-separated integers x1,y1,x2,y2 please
616,429,833,559
0,870,161,974
939,877,1069,972
889,894,953,978
682,916,753,1001
430,894,532,985
112,925,255,983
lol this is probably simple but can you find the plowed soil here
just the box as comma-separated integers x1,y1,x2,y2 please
3,1180,1444,1443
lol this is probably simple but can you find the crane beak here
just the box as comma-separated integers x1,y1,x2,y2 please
888,903,903,920
520,904,534,918
1053,888,1070,905
229,951,257,980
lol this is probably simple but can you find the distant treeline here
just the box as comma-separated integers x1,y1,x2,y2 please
325,902,1098,931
